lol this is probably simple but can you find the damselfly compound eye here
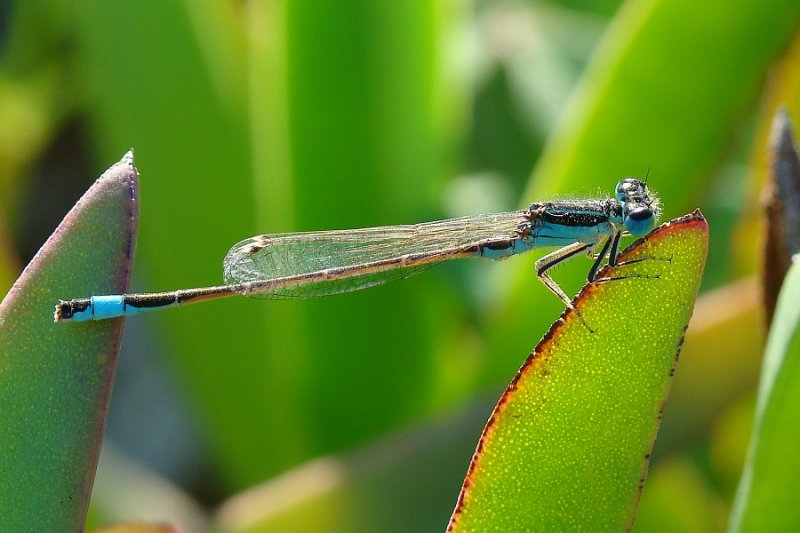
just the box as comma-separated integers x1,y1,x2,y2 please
624,206,656,237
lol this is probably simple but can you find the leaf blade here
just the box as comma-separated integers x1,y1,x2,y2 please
0,153,137,529
729,258,800,531
449,211,708,531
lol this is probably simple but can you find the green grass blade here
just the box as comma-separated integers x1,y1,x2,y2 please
448,211,708,531
0,153,137,529
728,259,800,531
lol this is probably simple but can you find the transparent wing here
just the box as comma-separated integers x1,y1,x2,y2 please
222,210,530,299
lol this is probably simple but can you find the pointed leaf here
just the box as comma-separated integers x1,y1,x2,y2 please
0,153,138,529
449,211,708,531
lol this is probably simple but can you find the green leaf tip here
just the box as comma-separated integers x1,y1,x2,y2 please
448,210,708,532
0,154,139,529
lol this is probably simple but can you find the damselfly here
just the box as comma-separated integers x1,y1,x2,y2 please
54,178,660,323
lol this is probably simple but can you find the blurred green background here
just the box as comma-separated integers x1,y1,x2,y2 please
2,0,800,530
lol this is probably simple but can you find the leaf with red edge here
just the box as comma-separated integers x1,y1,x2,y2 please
448,211,708,531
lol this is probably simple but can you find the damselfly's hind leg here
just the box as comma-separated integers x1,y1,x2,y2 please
535,241,593,309
534,241,598,332
535,232,620,302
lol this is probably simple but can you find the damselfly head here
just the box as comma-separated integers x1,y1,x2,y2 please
616,177,661,237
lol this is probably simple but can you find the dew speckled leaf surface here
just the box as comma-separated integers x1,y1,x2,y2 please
0,153,137,530
448,211,708,532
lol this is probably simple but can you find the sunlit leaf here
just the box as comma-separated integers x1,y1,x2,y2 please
449,211,708,531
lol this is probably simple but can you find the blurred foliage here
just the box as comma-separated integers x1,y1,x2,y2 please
2,0,800,531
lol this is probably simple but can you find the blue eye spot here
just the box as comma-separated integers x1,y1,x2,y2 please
624,206,655,237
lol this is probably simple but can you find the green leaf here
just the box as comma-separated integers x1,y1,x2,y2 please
448,211,708,531
0,153,137,529
729,258,800,531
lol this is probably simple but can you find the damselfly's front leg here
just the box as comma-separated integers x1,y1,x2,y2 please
591,235,672,284
585,232,621,281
